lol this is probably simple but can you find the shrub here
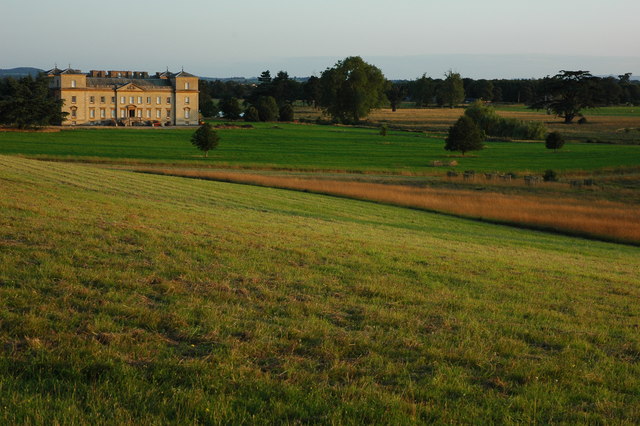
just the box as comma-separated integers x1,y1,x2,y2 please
578,117,588,125
464,101,546,140
380,124,388,137
543,169,558,182
546,131,565,152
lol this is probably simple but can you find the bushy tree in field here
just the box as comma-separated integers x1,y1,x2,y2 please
190,122,220,157
530,70,598,123
318,56,387,124
255,96,279,122
219,97,242,120
278,103,294,122
437,70,465,108
545,131,565,152
0,74,67,128
445,115,485,156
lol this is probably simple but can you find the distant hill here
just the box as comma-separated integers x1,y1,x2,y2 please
0,67,44,78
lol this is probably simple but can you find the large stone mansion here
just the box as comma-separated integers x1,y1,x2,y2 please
46,67,199,126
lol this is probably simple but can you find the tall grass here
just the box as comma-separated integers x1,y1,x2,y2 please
141,168,640,245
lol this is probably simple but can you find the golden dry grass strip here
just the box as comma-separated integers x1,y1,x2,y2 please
137,168,640,245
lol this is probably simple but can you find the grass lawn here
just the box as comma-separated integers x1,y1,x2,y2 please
1,123,640,173
1,156,639,423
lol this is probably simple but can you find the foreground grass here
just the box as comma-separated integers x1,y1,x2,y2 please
1,156,639,423
1,124,640,173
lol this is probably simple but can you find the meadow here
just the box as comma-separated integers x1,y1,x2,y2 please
1,122,640,173
1,155,639,423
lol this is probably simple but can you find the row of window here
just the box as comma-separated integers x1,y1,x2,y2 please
70,96,190,105
70,80,192,90
72,108,191,119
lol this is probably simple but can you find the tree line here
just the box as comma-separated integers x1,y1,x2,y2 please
200,58,640,124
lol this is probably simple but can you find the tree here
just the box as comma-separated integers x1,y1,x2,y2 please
318,56,387,124
198,91,219,118
531,70,599,123
302,76,322,108
545,131,565,152
244,106,259,122
0,74,67,128
386,82,406,112
408,74,436,107
444,115,485,156
279,104,294,122
190,123,220,157
219,97,242,120
437,70,465,108
255,96,279,122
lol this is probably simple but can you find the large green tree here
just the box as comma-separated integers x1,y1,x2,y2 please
0,74,67,128
530,70,598,123
437,70,465,108
318,56,387,124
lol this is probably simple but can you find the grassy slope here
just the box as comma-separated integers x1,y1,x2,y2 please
1,124,640,172
1,156,639,423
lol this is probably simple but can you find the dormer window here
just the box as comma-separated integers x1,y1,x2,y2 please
185,82,190,90
71,80,76,88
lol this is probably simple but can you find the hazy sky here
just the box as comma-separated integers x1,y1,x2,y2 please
2,0,639,78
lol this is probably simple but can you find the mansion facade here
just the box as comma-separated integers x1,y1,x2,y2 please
46,67,199,126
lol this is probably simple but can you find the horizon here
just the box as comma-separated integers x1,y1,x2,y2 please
4,53,640,81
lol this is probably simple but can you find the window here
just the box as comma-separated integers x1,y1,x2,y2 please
100,109,106,118
120,109,126,118
146,109,151,118
156,96,161,105
137,109,142,118
110,109,115,118
90,96,95,104
129,96,134,104
156,109,161,119
71,80,76,88
185,96,190,104
166,97,171,104
120,96,125,104
71,96,77,104
100,96,106,103
89,109,95,118
137,96,142,104
146,97,151,104
184,108,190,119
166,109,171,118
111,97,115,103
71,108,77,118
185,82,190,90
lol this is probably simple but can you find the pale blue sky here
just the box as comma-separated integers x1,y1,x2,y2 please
2,0,639,78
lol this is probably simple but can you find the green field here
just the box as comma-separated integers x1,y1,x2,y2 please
1,124,640,173
1,155,639,423
494,104,640,117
